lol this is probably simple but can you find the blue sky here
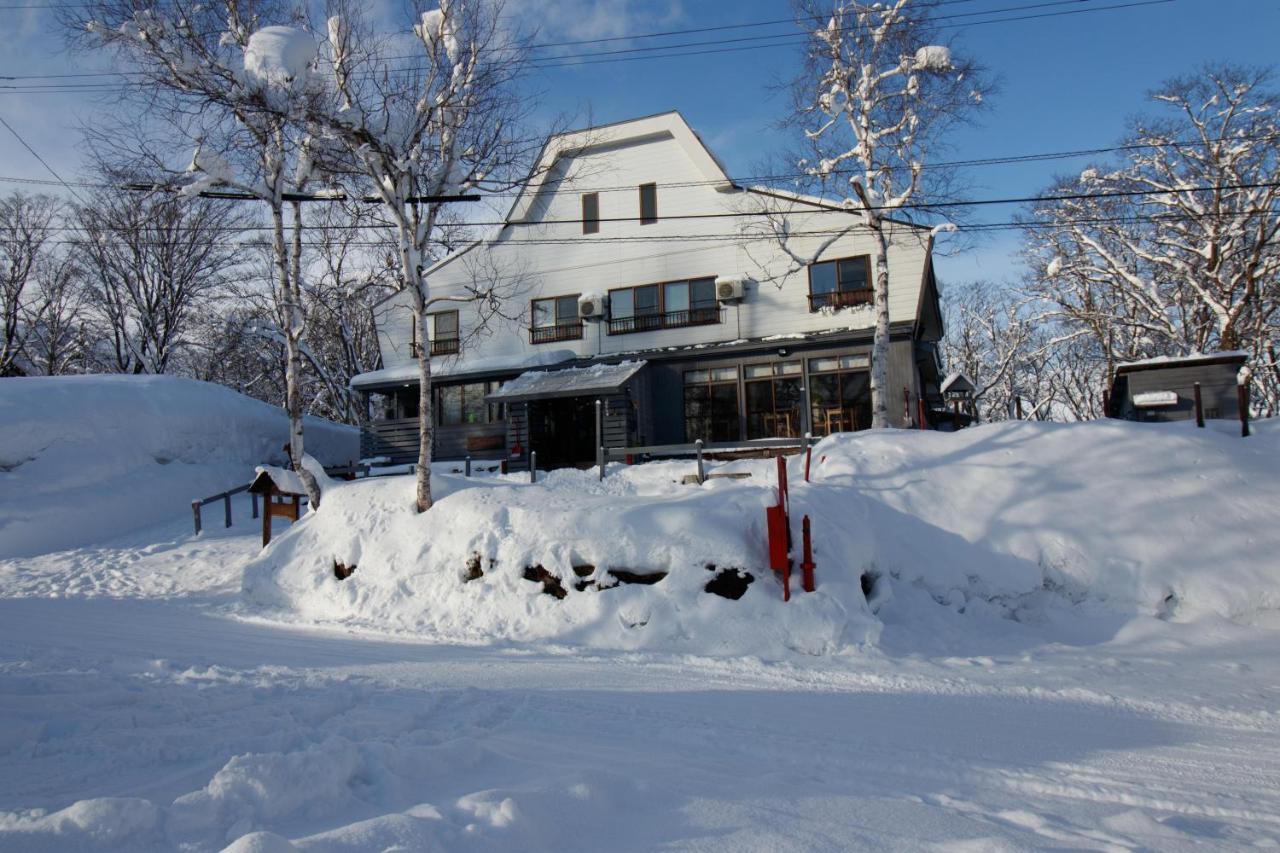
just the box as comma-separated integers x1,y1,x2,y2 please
0,0,1277,285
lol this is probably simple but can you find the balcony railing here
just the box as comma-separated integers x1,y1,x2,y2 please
530,322,585,344
411,338,460,357
808,289,873,311
607,306,723,335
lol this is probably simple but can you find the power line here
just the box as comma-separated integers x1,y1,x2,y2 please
0,113,87,204
0,0,1172,92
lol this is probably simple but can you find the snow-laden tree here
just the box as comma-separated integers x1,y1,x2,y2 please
0,194,62,377
314,0,544,511
775,0,989,427
72,190,249,375
75,1,333,503
1024,65,1280,414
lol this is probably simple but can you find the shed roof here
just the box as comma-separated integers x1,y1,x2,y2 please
486,360,646,403
1115,351,1248,374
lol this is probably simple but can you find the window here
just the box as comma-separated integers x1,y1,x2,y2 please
808,255,872,311
531,295,584,344
808,354,871,435
414,310,460,356
744,361,803,439
582,192,599,234
639,183,657,225
683,367,740,443
607,278,720,334
435,381,505,427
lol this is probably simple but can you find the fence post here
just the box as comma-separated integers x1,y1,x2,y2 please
803,433,812,482
903,386,911,426
595,399,605,480
695,439,705,484
1015,396,1024,420
1239,383,1251,437
465,456,472,477
191,500,202,536
500,459,508,475
801,515,815,593
918,397,927,430
530,450,537,483
1193,382,1205,428
252,491,259,520
223,493,232,528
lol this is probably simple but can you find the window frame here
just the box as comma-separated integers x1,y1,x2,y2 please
606,276,721,335
582,192,600,235
434,380,506,427
411,309,461,357
807,354,872,436
807,254,873,312
639,182,657,225
743,360,804,439
529,294,585,344
682,366,741,443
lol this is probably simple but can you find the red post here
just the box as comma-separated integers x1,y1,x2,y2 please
917,397,927,430
1193,382,1204,428
804,444,812,483
800,515,815,593
1238,383,1250,437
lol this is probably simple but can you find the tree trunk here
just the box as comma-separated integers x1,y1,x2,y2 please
870,223,892,429
272,202,321,508
414,299,434,513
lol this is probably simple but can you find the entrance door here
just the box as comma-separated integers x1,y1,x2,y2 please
527,396,598,468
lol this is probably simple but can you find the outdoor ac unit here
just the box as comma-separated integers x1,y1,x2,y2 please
579,294,608,321
715,275,747,303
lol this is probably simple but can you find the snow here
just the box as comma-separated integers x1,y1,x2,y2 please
0,376,357,560
487,361,645,402
1133,390,1178,407
350,349,578,389
1046,255,1064,277
2,419,1280,851
242,27,316,89
1116,350,1249,371
940,372,974,395
913,45,953,71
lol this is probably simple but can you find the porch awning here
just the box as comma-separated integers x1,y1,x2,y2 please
485,360,646,404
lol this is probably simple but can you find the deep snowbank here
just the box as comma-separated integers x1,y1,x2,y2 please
0,376,358,559
242,418,1280,655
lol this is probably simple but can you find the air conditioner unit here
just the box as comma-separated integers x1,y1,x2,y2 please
578,293,608,321
715,275,747,303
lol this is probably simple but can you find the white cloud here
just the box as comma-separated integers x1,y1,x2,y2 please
516,0,684,44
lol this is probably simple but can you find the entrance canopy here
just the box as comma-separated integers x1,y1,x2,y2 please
486,360,646,404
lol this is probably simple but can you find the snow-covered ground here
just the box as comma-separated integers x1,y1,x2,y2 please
1,419,1279,850
0,376,358,560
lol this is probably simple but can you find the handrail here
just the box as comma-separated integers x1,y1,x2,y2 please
602,435,813,461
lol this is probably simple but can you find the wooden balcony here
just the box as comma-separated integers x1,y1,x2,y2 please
808,289,873,311
530,322,585,344
607,306,723,336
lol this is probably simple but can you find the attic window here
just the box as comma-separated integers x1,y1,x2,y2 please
582,192,599,234
639,183,657,225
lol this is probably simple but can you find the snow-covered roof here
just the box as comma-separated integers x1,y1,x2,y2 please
1116,351,1248,373
350,349,578,390
486,361,647,403
252,465,307,495
940,372,976,395
1133,391,1179,408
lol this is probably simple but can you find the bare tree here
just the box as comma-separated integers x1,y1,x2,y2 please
72,190,249,374
23,252,90,376
0,194,61,376
74,1,332,504
316,0,545,511
1024,64,1280,413
773,0,989,427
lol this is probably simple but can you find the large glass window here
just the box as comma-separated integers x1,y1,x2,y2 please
683,367,740,443
808,354,872,435
744,361,803,439
435,381,505,427
808,255,872,311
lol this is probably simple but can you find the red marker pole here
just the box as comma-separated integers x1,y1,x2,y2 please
800,515,815,593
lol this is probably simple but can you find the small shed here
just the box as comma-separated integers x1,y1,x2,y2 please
938,372,978,428
1107,351,1248,422
249,466,307,547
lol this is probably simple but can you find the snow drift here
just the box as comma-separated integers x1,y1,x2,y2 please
0,375,358,559
242,417,1280,655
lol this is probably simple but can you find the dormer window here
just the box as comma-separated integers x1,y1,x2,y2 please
639,183,657,225
582,192,599,234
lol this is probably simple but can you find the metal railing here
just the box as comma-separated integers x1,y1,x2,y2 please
598,435,815,481
530,322,585,344
808,290,872,311
410,338,461,357
606,306,723,335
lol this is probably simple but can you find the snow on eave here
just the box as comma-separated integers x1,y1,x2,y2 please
1115,350,1249,373
485,360,647,402
940,372,975,395
350,349,579,390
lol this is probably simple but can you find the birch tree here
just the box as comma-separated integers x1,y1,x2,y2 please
75,2,330,504
1025,65,1280,413
780,0,988,427
315,0,542,511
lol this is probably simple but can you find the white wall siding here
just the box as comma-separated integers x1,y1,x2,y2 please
373,114,933,374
